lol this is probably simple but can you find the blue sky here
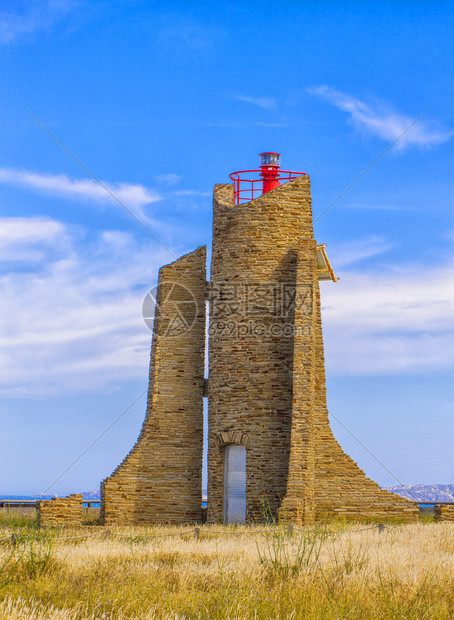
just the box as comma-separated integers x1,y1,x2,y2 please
0,0,453,496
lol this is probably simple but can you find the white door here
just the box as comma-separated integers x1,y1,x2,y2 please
224,445,246,523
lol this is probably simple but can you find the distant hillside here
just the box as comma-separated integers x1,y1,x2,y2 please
28,490,101,500
81,490,101,500
10,486,452,504
386,484,454,503
72,486,454,503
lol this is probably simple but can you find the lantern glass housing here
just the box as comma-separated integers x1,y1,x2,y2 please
260,152,281,168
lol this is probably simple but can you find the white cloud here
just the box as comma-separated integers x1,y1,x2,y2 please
234,94,277,111
0,217,171,397
204,121,248,128
328,235,393,268
156,16,216,54
3,217,453,397
308,86,452,149
0,168,162,224
339,202,415,211
0,0,76,44
0,216,65,247
0,216,69,262
254,122,288,128
322,256,454,375
155,174,181,185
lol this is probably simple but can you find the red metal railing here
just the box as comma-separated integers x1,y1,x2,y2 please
229,169,306,205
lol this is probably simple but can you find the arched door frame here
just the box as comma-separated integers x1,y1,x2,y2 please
223,444,246,524
216,431,249,524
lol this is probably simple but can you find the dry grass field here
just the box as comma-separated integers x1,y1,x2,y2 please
1,510,454,619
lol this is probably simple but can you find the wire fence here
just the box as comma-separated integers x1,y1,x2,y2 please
0,523,392,546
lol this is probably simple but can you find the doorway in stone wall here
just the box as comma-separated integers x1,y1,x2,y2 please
223,444,246,523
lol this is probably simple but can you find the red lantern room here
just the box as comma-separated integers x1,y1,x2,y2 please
229,153,305,205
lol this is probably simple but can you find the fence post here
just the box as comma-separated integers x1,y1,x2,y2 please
194,527,200,541
378,523,385,534
287,524,294,537
11,534,17,547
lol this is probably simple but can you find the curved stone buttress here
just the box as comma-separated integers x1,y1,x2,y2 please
279,238,418,523
101,246,207,525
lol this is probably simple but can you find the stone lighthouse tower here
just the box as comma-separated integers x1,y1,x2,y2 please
101,154,418,525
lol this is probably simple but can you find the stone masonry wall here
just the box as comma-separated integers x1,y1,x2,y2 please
101,246,206,525
208,177,418,524
435,505,454,521
37,494,83,526
208,178,313,523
